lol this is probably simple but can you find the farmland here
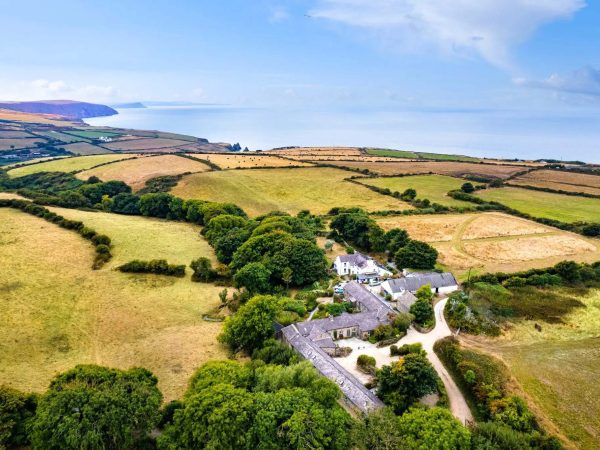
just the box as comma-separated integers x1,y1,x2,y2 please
510,169,600,196
48,206,217,267
7,153,139,177
366,148,420,158
475,186,600,223
0,137,45,151
103,137,196,152
57,142,112,155
321,160,526,179
63,129,122,139
466,288,600,449
0,208,226,401
272,147,362,156
376,212,600,279
201,153,314,169
172,167,411,216
363,174,473,207
76,154,211,190
366,148,480,162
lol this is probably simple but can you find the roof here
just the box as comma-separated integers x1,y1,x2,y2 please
336,252,369,268
395,291,418,313
385,272,458,293
282,324,384,413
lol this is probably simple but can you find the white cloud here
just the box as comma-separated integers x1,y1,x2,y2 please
0,79,118,102
311,0,585,69
514,66,600,98
269,6,290,23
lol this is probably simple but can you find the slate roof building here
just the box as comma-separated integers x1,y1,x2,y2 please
382,272,458,297
333,252,391,281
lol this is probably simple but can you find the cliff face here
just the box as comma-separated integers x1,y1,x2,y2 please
0,100,118,119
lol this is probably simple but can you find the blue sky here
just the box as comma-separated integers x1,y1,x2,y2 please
1,0,599,112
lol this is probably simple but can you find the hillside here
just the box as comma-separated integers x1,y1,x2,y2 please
0,100,117,119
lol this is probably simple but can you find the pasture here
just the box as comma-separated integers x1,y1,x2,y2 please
272,147,362,156
7,154,137,177
201,153,314,169
103,137,194,151
469,288,600,449
475,187,600,223
63,129,122,139
376,212,600,279
0,208,226,401
363,174,473,207
172,167,410,216
57,142,111,155
366,148,419,158
0,137,45,151
48,206,217,267
510,169,600,196
76,154,211,190
322,160,525,179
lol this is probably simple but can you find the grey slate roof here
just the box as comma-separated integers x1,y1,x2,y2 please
337,252,369,268
282,324,384,412
387,272,458,293
395,291,418,313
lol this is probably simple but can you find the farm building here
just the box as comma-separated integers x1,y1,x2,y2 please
281,281,396,412
333,252,391,281
381,272,458,298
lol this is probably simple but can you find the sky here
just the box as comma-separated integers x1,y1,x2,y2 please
2,1,600,161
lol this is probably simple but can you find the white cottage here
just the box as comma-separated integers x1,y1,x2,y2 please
381,272,459,299
333,253,391,281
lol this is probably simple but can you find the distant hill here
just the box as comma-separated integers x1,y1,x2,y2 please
111,102,146,109
0,100,117,120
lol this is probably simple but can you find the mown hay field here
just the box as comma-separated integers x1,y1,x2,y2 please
272,147,362,156
376,212,600,279
363,174,473,207
2,156,69,169
0,209,227,401
283,155,403,162
48,206,217,267
76,154,211,191
172,167,411,216
202,153,314,169
0,130,33,139
7,153,139,177
103,138,195,151
0,137,45,151
509,169,600,196
321,160,525,179
64,129,122,139
57,142,112,155
469,288,600,449
475,187,600,223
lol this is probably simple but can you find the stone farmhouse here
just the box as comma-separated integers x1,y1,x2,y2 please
281,281,396,412
381,271,459,300
333,252,391,282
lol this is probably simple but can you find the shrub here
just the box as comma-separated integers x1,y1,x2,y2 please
390,343,423,356
190,257,216,282
91,234,111,246
118,259,186,277
0,385,36,449
357,355,377,374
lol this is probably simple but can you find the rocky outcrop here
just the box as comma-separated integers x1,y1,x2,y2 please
0,100,117,120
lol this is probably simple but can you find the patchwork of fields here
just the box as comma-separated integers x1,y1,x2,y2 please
510,169,600,196
7,153,140,177
201,153,314,169
76,154,211,190
172,167,411,216
475,186,600,223
0,209,226,401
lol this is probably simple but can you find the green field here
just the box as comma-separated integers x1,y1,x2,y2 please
480,288,600,449
7,154,133,177
475,187,600,223
172,167,411,216
64,129,123,139
0,208,226,401
417,152,480,162
49,207,216,267
34,131,88,143
366,148,419,158
364,174,473,207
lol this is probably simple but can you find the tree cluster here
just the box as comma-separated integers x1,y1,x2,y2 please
118,259,186,277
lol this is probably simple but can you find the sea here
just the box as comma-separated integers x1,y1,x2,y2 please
85,105,600,163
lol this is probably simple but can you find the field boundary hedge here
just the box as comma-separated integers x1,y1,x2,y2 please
117,259,186,277
505,181,600,199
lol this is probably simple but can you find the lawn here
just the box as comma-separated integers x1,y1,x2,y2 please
472,288,600,449
76,154,211,190
0,208,226,401
366,148,419,158
364,174,473,207
7,154,136,177
172,167,410,216
48,207,217,267
475,186,600,223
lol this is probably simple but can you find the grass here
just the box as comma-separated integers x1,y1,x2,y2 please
76,154,211,190
63,130,122,139
470,288,600,449
48,207,217,267
475,186,600,223
510,170,600,196
0,138,46,151
201,153,314,169
366,148,419,158
103,138,193,151
0,208,227,401
7,154,136,177
417,152,480,162
364,174,473,207
57,142,112,155
172,167,411,216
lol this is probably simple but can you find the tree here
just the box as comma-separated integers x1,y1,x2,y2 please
352,407,404,450
554,260,581,283
395,240,438,270
252,339,299,366
190,257,215,282
396,407,471,449
218,288,228,305
376,353,438,414
400,188,417,201
385,228,409,254
139,192,174,218
409,298,434,327
0,385,36,449
218,295,282,352
324,239,334,252
110,192,140,215
234,262,272,294
415,284,434,302
461,182,475,193
30,365,162,450
471,421,534,450
282,267,293,289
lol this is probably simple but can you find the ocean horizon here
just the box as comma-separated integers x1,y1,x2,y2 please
85,105,600,163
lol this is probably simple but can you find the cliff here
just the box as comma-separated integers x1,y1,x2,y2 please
0,100,118,120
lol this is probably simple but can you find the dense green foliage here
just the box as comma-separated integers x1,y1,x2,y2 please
0,386,36,449
30,365,162,450
395,240,438,270
409,285,435,327
377,352,439,414
118,259,186,277
251,339,299,366
397,407,471,449
190,256,216,282
158,360,352,450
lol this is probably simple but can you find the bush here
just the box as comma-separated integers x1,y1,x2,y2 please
91,234,111,246
390,342,423,356
190,257,216,282
118,259,186,277
395,240,438,270
357,355,377,374
0,385,36,449
409,298,434,327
